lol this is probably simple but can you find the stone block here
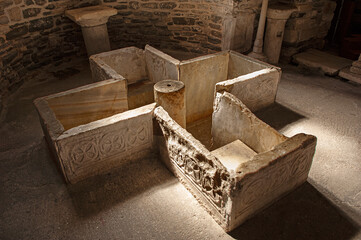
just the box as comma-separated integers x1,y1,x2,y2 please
0,15,9,24
90,46,180,109
227,51,276,78
283,29,298,44
29,16,53,32
352,60,361,68
34,78,157,183
211,139,257,171
231,13,255,52
216,68,281,112
7,7,22,21
65,5,117,27
144,44,180,83
293,49,353,76
339,67,361,84
5,25,28,40
0,0,13,8
350,66,361,75
23,8,41,18
154,92,316,231
179,51,229,123
90,46,147,84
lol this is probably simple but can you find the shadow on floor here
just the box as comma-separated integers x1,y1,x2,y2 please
67,154,175,218
255,102,306,131
229,182,359,240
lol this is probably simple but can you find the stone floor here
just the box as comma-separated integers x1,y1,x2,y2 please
0,57,360,240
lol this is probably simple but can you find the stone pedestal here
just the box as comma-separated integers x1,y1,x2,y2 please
339,54,361,84
264,5,296,64
154,80,186,128
65,5,117,56
248,0,269,62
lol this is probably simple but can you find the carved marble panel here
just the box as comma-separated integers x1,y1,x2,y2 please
231,134,316,229
144,45,180,83
57,105,155,183
154,106,233,226
155,92,316,232
217,68,281,112
179,52,229,123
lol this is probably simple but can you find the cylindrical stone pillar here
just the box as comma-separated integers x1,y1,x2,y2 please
81,24,111,56
248,0,269,62
264,6,295,64
65,6,117,56
154,80,186,128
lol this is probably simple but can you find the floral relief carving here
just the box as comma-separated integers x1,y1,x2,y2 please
237,143,315,217
64,120,151,174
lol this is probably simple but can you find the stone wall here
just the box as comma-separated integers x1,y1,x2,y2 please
0,0,337,115
0,0,99,113
281,0,337,60
102,0,233,54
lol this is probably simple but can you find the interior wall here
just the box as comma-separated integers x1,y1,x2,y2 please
0,0,99,112
101,0,233,54
0,0,337,115
281,0,337,60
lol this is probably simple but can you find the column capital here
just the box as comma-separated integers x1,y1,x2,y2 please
65,5,117,27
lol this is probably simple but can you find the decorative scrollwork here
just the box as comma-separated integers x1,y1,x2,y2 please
65,120,151,174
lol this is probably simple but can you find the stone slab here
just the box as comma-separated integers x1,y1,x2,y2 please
127,80,155,110
352,61,361,68
293,49,352,76
57,103,156,183
155,92,317,232
211,139,256,172
339,67,361,84
228,51,276,79
216,68,281,112
231,13,256,52
350,66,361,75
179,51,229,123
34,78,156,184
45,79,128,131
90,47,147,85
212,92,287,152
154,106,231,229
65,5,117,27
231,133,317,230
144,45,180,83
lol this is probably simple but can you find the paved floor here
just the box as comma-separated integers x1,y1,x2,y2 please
0,58,360,240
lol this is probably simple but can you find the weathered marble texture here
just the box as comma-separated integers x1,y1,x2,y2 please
65,6,117,27
216,68,281,112
65,6,117,56
154,106,233,229
179,52,229,123
91,47,280,125
154,80,186,128
90,47,147,85
45,79,128,130
34,78,156,183
145,45,180,83
154,92,316,232
227,51,277,79
212,92,287,152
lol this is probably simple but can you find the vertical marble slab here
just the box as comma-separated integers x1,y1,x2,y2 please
145,45,180,83
179,52,229,123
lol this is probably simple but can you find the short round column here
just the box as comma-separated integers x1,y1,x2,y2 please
154,80,186,128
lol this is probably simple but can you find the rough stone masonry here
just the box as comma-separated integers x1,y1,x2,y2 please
0,0,337,116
